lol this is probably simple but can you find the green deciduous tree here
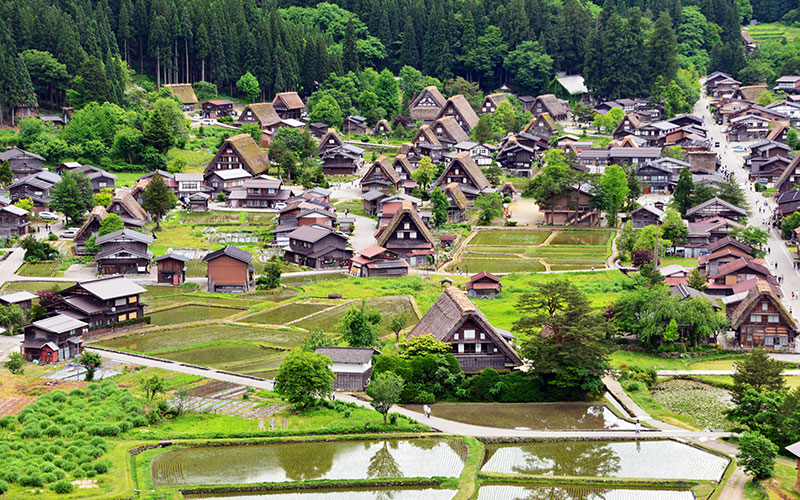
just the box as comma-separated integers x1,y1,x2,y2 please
398,333,451,359
0,161,12,187
661,208,688,246
475,192,503,226
142,174,177,230
592,108,624,133
79,351,102,381
367,371,405,424
389,314,407,341
93,188,114,208
514,279,612,399
0,305,25,335
503,41,553,95
594,165,629,227
687,268,708,291
339,300,382,347
274,350,335,409
430,187,448,228
236,71,260,102
410,156,436,188
730,226,769,258
98,213,124,237
256,261,281,289
50,171,94,226
4,352,24,375
140,374,166,401
733,349,785,404
737,431,778,479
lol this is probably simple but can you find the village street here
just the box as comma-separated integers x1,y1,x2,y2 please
696,87,800,354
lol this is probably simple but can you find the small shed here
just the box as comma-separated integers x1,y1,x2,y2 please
189,192,211,212
0,291,36,310
155,253,190,285
203,245,254,293
465,271,502,299
439,234,456,248
314,346,380,391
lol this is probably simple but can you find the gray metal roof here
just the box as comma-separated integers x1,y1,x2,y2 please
0,291,36,303
76,275,146,299
33,314,87,334
95,228,153,245
155,252,191,262
556,75,588,94
314,346,379,364
203,245,253,264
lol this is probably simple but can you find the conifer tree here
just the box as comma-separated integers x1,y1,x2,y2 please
343,18,359,73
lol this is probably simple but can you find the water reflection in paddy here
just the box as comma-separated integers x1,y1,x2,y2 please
152,439,467,486
185,488,457,500
476,485,696,500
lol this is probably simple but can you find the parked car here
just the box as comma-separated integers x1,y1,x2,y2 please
714,141,720,148
734,146,747,152
38,212,59,221
275,202,287,210
61,227,79,238
201,118,214,125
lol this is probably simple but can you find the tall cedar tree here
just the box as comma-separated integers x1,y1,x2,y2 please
343,18,359,73
430,187,448,228
143,108,174,154
673,167,694,216
514,279,612,399
50,171,94,226
142,174,177,230
647,12,679,90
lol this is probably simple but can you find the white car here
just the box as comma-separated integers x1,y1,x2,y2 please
38,212,59,221
61,227,79,239
274,202,287,210
201,118,214,125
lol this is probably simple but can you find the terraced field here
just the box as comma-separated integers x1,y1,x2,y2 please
184,489,458,500
148,304,243,326
470,230,552,246
746,23,800,42
242,302,331,325
294,296,419,333
476,485,695,500
457,258,546,274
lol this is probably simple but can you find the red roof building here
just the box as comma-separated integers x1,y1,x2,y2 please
465,271,502,299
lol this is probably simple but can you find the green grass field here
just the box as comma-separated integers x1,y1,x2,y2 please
242,302,330,325
457,258,547,273
15,261,58,277
148,304,243,326
294,296,419,333
470,230,552,246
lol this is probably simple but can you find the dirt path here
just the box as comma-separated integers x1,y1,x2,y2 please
606,232,620,268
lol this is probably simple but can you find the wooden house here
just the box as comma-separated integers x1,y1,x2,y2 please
343,115,370,135
682,216,743,257
410,85,447,124
686,197,747,221
320,144,365,175
377,194,422,227
95,228,153,275
435,95,479,133
21,315,88,363
375,200,435,267
283,225,352,269
479,93,509,114
408,286,522,373
201,99,234,118
528,94,568,120
731,281,798,350
433,151,491,204
745,140,791,169
500,182,517,199
228,177,292,209
362,190,387,217
775,155,800,194
0,204,29,238
9,171,60,213
444,183,468,222
206,133,270,178
204,168,251,195
0,291,35,310
612,113,645,139
155,252,189,285
374,119,393,136
203,246,254,293
714,98,753,124
630,205,664,229
314,347,379,391
392,154,416,182
0,147,46,179
698,240,754,276
74,206,107,255
272,92,305,120
164,84,198,111
465,271,502,299
55,276,147,329
59,163,117,193
455,141,494,167
750,156,791,183
709,257,775,291
431,116,470,148
350,245,408,278
318,128,345,155
107,190,148,228
728,114,774,142
410,125,448,164
523,113,557,139
775,75,800,94
236,102,281,131
361,156,401,194
308,122,329,139
778,190,800,217
635,161,677,193
541,186,600,226
174,172,206,201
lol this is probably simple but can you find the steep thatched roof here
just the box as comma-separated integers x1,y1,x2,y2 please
364,156,401,186
436,151,490,190
74,205,107,242
109,190,147,220
444,182,468,209
272,91,305,110
437,94,479,130
413,124,442,146
433,116,470,143
376,200,434,247
164,84,198,105
730,280,798,330
224,134,270,175
410,85,447,122
237,102,281,127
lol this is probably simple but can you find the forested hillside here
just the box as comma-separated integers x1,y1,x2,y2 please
0,0,797,122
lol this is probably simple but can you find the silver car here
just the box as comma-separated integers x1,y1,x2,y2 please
61,227,80,239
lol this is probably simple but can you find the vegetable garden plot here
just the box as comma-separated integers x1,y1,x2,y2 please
403,403,635,430
153,344,281,365
477,485,695,500
550,231,614,246
242,303,330,325
184,488,458,499
148,305,242,326
151,438,468,486
98,324,309,352
481,440,728,481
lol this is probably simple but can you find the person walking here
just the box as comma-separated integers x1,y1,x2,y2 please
635,419,641,435
423,404,431,419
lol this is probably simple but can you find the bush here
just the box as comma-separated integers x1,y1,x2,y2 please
51,480,74,494
624,381,641,391
217,115,233,123
388,413,399,425
738,431,778,479
47,233,58,241
0,415,17,429
415,390,435,404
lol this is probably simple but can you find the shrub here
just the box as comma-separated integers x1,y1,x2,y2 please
51,480,75,494
92,460,111,474
624,381,641,392
47,233,58,240
2,470,19,483
19,474,44,487
0,415,17,429
388,413,399,425
41,472,57,484
415,390,435,404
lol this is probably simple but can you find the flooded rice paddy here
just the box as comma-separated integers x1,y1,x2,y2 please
403,403,635,430
476,485,695,500
481,440,728,481
184,488,457,499
152,439,467,486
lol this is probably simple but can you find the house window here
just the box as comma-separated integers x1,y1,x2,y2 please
750,314,761,322
765,336,774,346
768,315,779,323
404,223,410,230
397,232,404,239
476,343,482,353
762,303,768,311
480,333,485,340
464,329,475,340
453,333,459,340
458,343,464,353
118,313,127,322
115,298,126,306
409,231,417,238
129,296,138,304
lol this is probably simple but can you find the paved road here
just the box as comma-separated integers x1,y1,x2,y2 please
695,90,800,336
351,214,377,252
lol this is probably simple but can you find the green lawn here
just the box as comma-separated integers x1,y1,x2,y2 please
294,296,419,333
1,280,75,292
609,350,747,371
16,261,58,277
114,171,145,187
